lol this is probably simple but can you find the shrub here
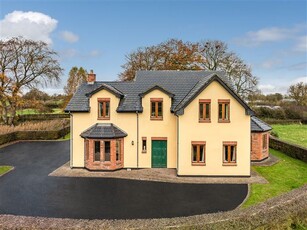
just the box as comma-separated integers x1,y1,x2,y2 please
0,119,70,135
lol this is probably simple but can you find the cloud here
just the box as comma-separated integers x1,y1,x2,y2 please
89,50,101,57
235,24,306,46
0,11,57,44
258,84,276,91
294,35,307,52
261,58,283,69
288,62,307,71
59,31,79,43
291,76,307,84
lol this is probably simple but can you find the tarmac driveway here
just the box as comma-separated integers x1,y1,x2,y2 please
0,141,248,220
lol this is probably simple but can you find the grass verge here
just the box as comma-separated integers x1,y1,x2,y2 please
58,133,70,140
0,166,13,176
271,124,307,148
243,148,307,207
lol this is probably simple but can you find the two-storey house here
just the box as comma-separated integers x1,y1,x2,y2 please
65,70,271,176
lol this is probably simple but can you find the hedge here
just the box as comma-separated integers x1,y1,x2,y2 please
270,136,307,162
17,113,70,122
0,126,70,146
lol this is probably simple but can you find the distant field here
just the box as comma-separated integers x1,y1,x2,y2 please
271,124,307,148
17,108,63,115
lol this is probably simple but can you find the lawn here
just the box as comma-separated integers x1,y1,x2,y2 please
0,166,13,176
271,124,307,148
243,149,307,207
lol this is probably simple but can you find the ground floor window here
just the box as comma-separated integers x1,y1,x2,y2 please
191,141,206,165
94,141,101,161
223,141,237,165
84,138,124,170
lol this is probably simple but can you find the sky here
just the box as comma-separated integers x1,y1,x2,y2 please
0,0,306,95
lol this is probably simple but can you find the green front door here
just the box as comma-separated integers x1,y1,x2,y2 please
151,140,167,168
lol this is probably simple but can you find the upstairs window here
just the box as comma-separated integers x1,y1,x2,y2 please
98,98,110,120
199,99,211,122
223,141,237,165
191,141,206,165
218,99,230,122
150,98,163,120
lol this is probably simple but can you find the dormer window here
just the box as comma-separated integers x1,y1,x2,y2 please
98,98,110,120
150,98,163,120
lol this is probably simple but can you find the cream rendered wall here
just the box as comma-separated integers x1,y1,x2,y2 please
138,89,177,168
178,81,251,176
71,89,137,168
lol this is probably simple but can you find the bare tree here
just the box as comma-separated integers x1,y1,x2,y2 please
288,82,307,106
0,37,63,125
118,39,257,99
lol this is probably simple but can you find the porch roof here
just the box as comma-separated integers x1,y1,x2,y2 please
80,123,127,139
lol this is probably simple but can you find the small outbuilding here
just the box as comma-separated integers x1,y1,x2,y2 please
251,116,272,161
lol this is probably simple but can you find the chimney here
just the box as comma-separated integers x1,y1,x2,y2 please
87,70,96,84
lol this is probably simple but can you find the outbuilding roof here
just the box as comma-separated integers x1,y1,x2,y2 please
80,123,128,139
251,116,272,132
65,70,254,115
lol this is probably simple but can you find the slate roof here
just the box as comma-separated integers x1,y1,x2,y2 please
65,70,254,115
80,123,128,139
251,116,272,132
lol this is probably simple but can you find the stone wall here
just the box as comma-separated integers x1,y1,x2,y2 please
269,136,307,162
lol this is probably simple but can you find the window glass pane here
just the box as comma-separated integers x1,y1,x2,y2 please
199,103,203,119
105,141,110,161
224,145,228,162
116,140,120,161
225,104,229,120
219,104,223,119
230,146,234,162
192,145,197,161
231,146,236,161
94,141,100,161
142,139,146,151
158,102,163,117
205,103,210,119
200,145,204,162
151,102,155,117
105,101,110,117
263,134,267,149
98,102,103,117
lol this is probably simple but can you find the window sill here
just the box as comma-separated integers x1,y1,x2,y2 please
192,162,206,166
98,117,110,120
150,117,163,121
199,119,211,123
218,120,230,123
222,162,237,166
142,150,147,153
